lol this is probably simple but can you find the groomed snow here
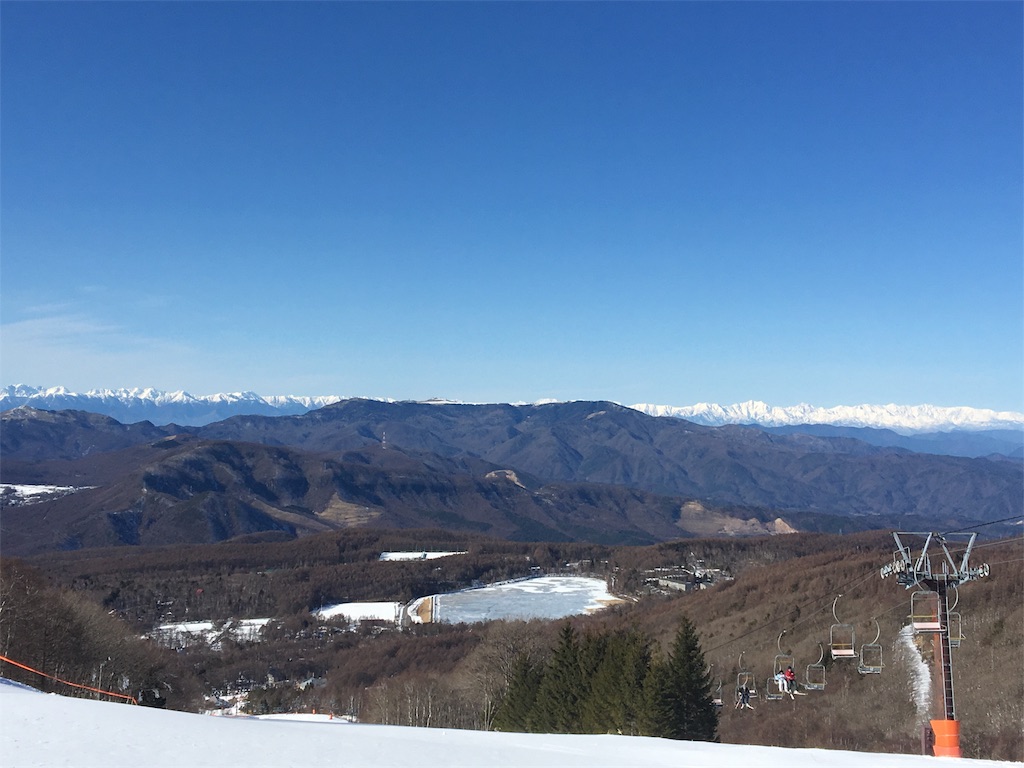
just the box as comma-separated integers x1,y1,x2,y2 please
0,678,1013,768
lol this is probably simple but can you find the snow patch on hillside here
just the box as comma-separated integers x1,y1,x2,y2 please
0,484,93,506
896,625,932,724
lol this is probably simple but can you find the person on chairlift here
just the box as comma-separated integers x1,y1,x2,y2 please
784,666,805,696
736,684,754,710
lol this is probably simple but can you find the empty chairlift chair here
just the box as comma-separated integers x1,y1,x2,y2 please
948,611,964,648
708,665,724,709
830,596,858,660
858,620,884,675
947,585,965,649
910,590,943,633
804,643,826,691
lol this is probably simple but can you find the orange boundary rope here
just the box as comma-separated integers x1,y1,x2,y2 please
0,653,138,704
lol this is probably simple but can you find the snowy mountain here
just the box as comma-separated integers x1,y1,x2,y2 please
2,385,1022,434
0,385,345,426
630,400,1024,435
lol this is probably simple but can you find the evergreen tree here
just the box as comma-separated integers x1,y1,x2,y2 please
642,616,718,741
492,653,544,732
532,623,584,733
583,629,652,735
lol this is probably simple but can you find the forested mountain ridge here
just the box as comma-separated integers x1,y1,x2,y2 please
1,401,1021,555
157,398,1024,523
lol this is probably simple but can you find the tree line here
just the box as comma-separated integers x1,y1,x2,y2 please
0,558,197,708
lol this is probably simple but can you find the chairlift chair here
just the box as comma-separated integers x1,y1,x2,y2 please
735,652,757,700
948,612,964,648
829,597,857,659
804,643,826,691
858,620,884,675
708,665,724,709
948,585,965,648
764,676,785,701
773,630,795,675
769,631,797,699
910,590,943,633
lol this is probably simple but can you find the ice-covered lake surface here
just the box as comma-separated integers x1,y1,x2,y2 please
435,576,623,624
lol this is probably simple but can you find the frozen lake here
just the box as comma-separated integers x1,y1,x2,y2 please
432,575,624,624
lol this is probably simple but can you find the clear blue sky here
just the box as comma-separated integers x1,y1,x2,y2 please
2,2,1022,410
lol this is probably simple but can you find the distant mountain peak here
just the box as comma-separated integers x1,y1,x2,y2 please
2,385,1022,433
0,385,346,426
628,400,1024,434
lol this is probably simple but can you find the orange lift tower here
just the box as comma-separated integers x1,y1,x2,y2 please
880,531,990,758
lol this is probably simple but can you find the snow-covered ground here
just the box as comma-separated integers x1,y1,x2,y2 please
1,678,1013,768
431,576,624,624
149,618,271,648
315,601,401,623
379,551,467,561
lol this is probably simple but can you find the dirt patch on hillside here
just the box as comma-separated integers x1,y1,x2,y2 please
414,596,434,623
317,495,383,526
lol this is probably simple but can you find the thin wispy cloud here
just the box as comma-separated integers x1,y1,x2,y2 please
1,310,195,389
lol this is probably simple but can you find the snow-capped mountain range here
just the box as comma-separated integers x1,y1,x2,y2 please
2,385,1022,433
0,385,344,426
629,401,1024,434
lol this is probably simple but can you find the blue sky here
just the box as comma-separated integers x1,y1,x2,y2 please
2,2,1021,410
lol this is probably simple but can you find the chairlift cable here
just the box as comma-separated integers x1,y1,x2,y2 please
941,515,1023,536
704,569,881,655
965,535,1024,552
703,531,1013,657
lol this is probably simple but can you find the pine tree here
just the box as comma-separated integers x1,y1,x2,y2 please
583,629,652,735
532,623,584,733
492,653,544,732
642,616,718,741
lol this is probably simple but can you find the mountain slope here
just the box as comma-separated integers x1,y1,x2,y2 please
2,402,1020,554
5,434,800,556
194,399,1022,526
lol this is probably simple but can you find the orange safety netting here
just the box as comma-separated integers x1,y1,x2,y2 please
0,653,138,704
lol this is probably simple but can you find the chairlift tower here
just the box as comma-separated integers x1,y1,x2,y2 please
880,531,990,758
